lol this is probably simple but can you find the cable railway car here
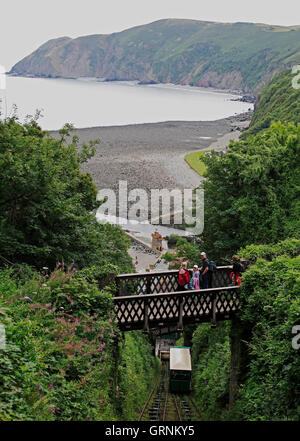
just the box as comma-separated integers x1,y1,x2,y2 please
169,346,192,393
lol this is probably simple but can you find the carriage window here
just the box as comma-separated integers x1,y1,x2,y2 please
170,371,190,380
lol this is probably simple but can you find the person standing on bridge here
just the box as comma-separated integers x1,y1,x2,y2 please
230,255,244,286
200,252,209,289
178,262,190,291
190,265,200,290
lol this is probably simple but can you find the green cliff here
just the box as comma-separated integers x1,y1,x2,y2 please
10,19,300,92
242,67,300,136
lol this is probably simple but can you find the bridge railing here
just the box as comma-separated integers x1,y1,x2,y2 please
115,266,233,297
114,285,240,332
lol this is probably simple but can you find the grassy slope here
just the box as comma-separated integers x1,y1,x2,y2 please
184,151,207,176
11,19,300,92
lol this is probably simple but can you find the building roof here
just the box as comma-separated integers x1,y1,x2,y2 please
169,347,192,371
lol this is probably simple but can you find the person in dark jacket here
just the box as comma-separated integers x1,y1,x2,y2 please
200,252,209,289
230,255,244,286
178,262,190,291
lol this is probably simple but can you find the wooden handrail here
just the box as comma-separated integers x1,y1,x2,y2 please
116,266,233,280
113,285,239,301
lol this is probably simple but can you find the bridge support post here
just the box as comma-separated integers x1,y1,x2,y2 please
146,275,151,294
177,296,184,331
210,292,217,328
143,299,149,333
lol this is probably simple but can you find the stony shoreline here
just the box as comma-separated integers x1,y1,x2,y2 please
51,111,252,194
52,111,252,271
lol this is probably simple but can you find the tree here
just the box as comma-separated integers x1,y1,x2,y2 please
200,122,300,262
0,117,132,271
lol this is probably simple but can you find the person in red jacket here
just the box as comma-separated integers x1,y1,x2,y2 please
178,262,190,291
230,255,244,286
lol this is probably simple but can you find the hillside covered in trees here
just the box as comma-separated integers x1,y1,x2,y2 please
173,68,300,262
242,68,300,137
167,67,300,420
0,118,157,420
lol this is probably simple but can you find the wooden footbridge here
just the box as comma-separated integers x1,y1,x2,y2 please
113,267,240,333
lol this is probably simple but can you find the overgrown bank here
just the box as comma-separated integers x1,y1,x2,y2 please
0,264,158,420
173,68,300,421
0,117,157,420
189,241,300,421
242,68,300,138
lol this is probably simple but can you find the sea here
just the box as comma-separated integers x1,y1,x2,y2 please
1,75,253,130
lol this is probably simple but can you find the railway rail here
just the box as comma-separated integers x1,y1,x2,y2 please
138,361,201,421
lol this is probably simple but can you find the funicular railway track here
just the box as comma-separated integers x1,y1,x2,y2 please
138,361,201,421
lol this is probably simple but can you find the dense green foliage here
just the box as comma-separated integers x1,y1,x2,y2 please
188,70,300,262
243,68,300,137
11,19,300,92
238,238,300,263
201,122,300,262
234,243,300,420
117,333,160,420
163,236,204,267
167,123,300,265
189,240,300,421
0,266,156,420
192,323,231,420
0,118,132,272
0,118,157,421
173,70,300,421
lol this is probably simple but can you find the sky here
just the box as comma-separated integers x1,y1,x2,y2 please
1,0,300,71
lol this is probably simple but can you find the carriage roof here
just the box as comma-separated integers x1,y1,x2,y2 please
169,347,192,371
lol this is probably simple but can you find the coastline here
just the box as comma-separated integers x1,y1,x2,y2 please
7,73,255,102
51,111,252,194
52,111,252,271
